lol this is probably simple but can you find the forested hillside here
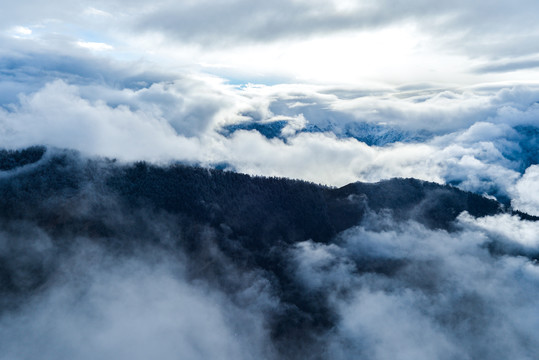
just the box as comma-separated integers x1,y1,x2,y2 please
0,147,536,359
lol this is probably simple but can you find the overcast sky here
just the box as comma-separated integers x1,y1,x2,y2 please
3,0,539,86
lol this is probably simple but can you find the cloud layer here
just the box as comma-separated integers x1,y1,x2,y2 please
5,0,539,55
4,0,539,86
0,69,537,213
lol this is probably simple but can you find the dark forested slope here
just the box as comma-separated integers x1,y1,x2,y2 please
0,146,507,248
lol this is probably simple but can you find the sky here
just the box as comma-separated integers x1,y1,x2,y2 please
0,0,538,214
4,0,539,85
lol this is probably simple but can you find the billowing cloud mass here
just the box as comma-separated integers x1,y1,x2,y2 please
0,74,537,213
512,165,539,215
289,213,539,359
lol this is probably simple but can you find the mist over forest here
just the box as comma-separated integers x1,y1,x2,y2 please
0,147,537,359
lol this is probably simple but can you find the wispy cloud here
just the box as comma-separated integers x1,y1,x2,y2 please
11,26,32,36
76,41,114,51
83,7,112,18
475,58,539,74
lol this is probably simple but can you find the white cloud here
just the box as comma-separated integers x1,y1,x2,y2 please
459,212,539,249
76,41,114,51
291,214,539,359
511,165,539,216
0,78,536,209
11,26,32,36
84,7,112,17
0,80,198,162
